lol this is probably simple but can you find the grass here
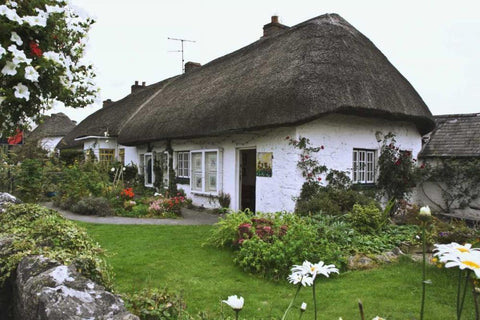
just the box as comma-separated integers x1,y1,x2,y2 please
79,223,476,319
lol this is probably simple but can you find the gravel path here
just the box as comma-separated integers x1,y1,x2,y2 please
42,202,221,225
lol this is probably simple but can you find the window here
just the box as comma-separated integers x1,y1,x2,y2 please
352,149,375,184
191,150,219,193
177,151,189,178
144,153,154,187
99,148,115,164
118,148,125,165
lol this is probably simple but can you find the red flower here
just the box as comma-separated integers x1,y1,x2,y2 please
304,155,309,159
420,163,425,169
285,136,290,140
317,177,322,181
394,160,401,166
29,41,42,57
320,146,324,150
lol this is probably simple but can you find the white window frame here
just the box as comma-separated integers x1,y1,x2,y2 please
190,149,222,195
176,151,190,178
352,149,375,184
144,152,154,187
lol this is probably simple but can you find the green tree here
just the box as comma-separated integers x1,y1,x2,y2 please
0,0,96,134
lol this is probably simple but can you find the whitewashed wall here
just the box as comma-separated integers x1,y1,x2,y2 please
135,114,423,213
82,138,138,165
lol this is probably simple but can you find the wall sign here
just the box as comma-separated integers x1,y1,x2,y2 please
256,152,272,177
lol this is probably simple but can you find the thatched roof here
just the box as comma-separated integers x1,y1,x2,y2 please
57,79,175,149
117,13,434,146
28,113,76,141
419,113,480,158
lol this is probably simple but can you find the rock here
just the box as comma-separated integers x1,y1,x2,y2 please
0,192,21,213
14,255,139,320
348,254,376,270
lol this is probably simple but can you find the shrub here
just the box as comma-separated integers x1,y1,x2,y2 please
71,196,114,216
234,214,320,279
348,202,386,234
123,288,192,320
0,204,113,289
206,210,253,248
296,187,374,216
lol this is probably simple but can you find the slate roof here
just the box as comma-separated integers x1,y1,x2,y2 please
28,113,76,140
420,113,480,158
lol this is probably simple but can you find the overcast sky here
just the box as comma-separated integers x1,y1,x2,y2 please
50,0,480,123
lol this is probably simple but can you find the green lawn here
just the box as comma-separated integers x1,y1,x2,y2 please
79,223,475,319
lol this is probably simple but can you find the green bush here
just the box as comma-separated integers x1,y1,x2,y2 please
296,187,374,216
71,196,114,216
206,210,253,248
0,204,113,289
234,215,321,279
348,202,386,234
54,161,110,210
123,288,192,320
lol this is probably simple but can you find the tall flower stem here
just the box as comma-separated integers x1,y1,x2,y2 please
457,269,462,319
313,280,318,320
458,271,471,320
235,310,239,320
472,279,479,320
282,285,302,320
420,222,427,320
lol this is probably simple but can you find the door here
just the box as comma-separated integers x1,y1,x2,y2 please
239,149,256,211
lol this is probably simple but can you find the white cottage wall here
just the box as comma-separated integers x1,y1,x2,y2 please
82,138,137,165
135,114,423,213
297,114,423,180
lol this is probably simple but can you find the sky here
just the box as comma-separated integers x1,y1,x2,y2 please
49,0,480,123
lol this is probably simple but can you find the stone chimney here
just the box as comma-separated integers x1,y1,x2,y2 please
262,15,289,38
131,80,147,94
185,61,202,73
102,99,114,108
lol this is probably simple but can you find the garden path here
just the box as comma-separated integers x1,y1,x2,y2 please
42,202,221,225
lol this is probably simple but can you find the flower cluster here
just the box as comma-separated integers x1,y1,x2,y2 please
120,187,134,200
287,136,327,183
236,217,288,245
0,0,97,133
434,242,480,277
288,260,339,286
148,193,186,216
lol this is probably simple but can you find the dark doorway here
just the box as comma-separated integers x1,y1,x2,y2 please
240,149,256,211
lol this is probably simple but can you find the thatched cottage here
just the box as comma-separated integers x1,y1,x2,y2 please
28,113,76,154
60,14,435,212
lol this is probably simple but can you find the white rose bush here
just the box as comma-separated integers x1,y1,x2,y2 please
0,0,97,134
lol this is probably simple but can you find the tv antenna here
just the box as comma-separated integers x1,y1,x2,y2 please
168,37,196,73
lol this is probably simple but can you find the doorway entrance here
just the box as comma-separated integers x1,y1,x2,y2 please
239,149,256,211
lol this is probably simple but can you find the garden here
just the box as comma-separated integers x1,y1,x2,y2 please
1,134,479,319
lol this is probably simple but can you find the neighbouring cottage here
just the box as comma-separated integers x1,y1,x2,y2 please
60,14,435,212
416,113,480,217
58,81,172,166
27,113,76,154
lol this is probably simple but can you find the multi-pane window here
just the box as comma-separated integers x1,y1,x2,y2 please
191,150,218,193
99,148,115,164
352,149,375,183
177,151,190,178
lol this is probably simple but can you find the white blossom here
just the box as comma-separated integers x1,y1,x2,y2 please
1,61,17,76
13,83,30,101
0,5,22,24
23,10,48,27
46,5,65,13
0,46,6,59
10,32,23,46
24,66,40,82
43,51,62,64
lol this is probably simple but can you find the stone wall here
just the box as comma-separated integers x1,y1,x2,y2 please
13,255,138,320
